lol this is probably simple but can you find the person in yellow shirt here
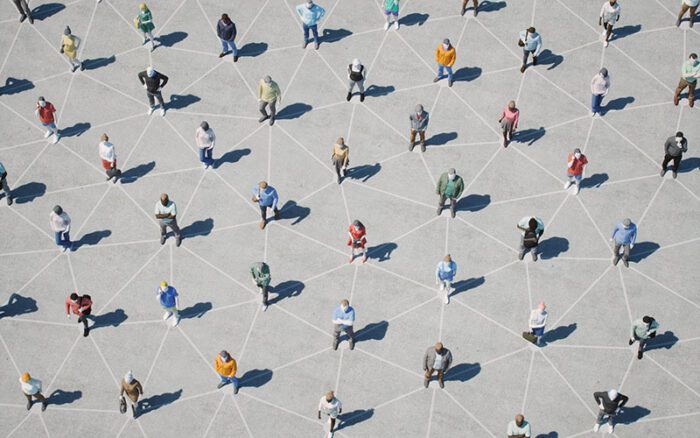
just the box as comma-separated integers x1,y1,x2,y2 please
434,38,456,87
331,137,349,184
258,75,282,126
214,350,239,394
60,26,83,72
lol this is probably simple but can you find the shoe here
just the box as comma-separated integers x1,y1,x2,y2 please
443,293,449,304
629,339,634,345
564,181,573,189
19,14,27,23
83,327,90,337
336,174,341,184
532,252,538,262
233,55,239,62
436,206,442,216
450,208,455,219
260,220,266,230
520,65,526,73
518,251,525,261
51,135,60,144
423,379,429,388
501,137,506,148
603,40,609,48
258,115,270,123
160,109,165,117
41,401,47,411
44,130,52,138
409,142,415,152
131,405,137,418
203,162,209,169
448,80,453,87
460,7,466,16
433,76,440,83
420,143,426,153
574,186,580,195
163,312,171,320
361,256,367,264
532,56,538,66
607,424,614,434
677,18,682,27
348,256,353,264
61,246,67,252
593,423,600,432
172,317,180,327
233,385,239,395
7,197,13,206
148,107,154,116
269,117,275,126
612,256,620,266
302,40,308,49
150,45,155,52
673,171,677,179
674,94,680,106
175,237,182,247
384,22,390,30
28,16,33,24
314,42,319,50
438,379,444,389
637,350,643,360
217,382,225,389
143,38,148,45
160,235,166,245
346,92,352,101
393,21,399,30
71,65,78,73
591,111,597,117
660,169,666,177
262,304,268,312
80,63,85,71
219,52,225,58
333,339,339,351
690,99,694,108
623,259,629,268
349,339,355,350
360,93,365,102
26,400,32,410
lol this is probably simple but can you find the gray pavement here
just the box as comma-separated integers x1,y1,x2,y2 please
1,0,700,437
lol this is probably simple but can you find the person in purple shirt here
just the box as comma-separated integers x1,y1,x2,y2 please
610,218,637,267
332,299,355,351
252,181,279,230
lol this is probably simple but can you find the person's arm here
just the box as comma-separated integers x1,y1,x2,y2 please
681,139,688,154
630,226,637,247
664,138,672,155
137,381,143,395
78,298,91,313
512,110,519,130
64,214,71,233
120,382,125,396
65,298,71,316
617,394,629,409
271,189,279,211
567,154,574,168
138,72,146,86
231,22,237,41
610,224,618,241
423,350,429,371
317,398,323,419
174,295,180,310
296,4,304,19
158,73,169,89
317,5,326,20
274,84,282,105
195,129,202,148
435,46,441,63
454,177,465,198
447,49,456,67
73,35,81,50
534,36,542,56
210,130,216,148
593,392,604,408
435,264,441,283
257,81,263,100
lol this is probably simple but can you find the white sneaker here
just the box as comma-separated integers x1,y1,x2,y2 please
172,317,180,327
162,311,172,320
147,107,154,116
591,112,597,117
384,22,390,30
603,40,609,48
607,424,614,434
51,135,59,144
443,294,450,304
393,21,399,30
202,162,208,169
593,423,600,432
262,304,268,312
44,130,52,138
573,185,580,195
160,109,166,117
61,246,67,252
564,181,572,190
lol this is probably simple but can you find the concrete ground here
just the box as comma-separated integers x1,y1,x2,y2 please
1,0,699,437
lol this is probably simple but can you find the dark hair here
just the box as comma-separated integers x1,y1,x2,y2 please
642,316,654,324
527,27,536,33
528,218,537,231
200,121,209,131
352,220,364,228
676,131,684,138
690,53,698,59
70,293,79,301
221,13,230,23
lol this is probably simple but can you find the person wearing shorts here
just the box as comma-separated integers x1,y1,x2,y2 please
384,0,399,30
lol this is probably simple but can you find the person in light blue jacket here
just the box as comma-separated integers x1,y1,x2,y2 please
519,27,543,73
611,218,637,267
296,0,325,50
435,255,457,304
252,181,280,230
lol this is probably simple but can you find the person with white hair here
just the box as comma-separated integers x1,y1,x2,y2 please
120,371,143,417
590,68,610,117
347,58,366,102
195,121,216,169
296,0,325,50
527,302,548,346
257,75,282,126
138,67,169,116
593,389,628,433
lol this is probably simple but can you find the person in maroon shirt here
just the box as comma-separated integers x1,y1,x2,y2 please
65,293,92,337
564,148,588,195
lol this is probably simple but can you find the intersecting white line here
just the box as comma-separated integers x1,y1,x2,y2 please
551,265,613,327
521,349,536,414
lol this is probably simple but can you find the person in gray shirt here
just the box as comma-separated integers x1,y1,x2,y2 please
409,104,430,152
661,131,688,179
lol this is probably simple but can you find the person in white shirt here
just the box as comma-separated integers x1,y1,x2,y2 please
590,68,610,117
317,391,342,438
507,414,531,438
518,27,543,73
154,193,181,247
98,133,120,183
527,302,548,346
677,0,698,28
49,205,72,251
195,121,216,169
599,0,621,47
19,372,47,411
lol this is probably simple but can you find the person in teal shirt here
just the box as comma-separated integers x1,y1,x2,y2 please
674,53,699,107
250,262,272,311
436,168,465,218
0,161,13,205
630,316,659,359
384,0,400,30
136,3,157,51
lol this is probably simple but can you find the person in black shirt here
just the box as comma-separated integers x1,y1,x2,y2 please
347,58,365,102
138,67,169,117
593,389,628,433
661,131,688,179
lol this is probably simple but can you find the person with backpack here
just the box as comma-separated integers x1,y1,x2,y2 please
629,316,659,359
347,220,367,263
120,371,143,417
517,216,544,261
98,133,120,183
65,292,92,337
250,262,271,311
347,58,365,102
0,161,14,205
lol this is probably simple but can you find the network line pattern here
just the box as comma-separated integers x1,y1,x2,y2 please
0,0,699,437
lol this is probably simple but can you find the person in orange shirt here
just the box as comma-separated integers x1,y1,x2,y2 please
434,39,456,87
215,350,239,394
35,96,60,144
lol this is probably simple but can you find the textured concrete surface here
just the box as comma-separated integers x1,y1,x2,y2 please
1,0,700,437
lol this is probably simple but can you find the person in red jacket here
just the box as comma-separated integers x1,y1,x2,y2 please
35,96,60,144
564,148,588,195
347,220,367,264
65,292,92,337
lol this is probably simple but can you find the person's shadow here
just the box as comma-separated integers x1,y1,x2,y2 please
538,237,569,259
400,13,429,26
0,78,34,95
276,103,313,120
538,49,564,70
336,408,374,431
83,56,116,71
534,433,558,438
277,201,310,225
452,66,482,83
580,173,608,189
0,294,38,319
603,96,634,114
157,32,188,48
629,241,660,263
478,0,507,13
645,331,679,351
425,132,458,147
31,3,65,21
612,25,642,41
542,323,576,345
346,163,381,182
73,230,111,249
321,28,352,43
616,405,651,424
239,369,273,388
354,321,389,344
168,94,201,110
46,389,81,406
181,218,214,239
120,161,155,184
678,157,700,174
364,84,395,98
139,390,182,415
514,127,546,146
60,122,91,138
268,280,305,305
367,242,397,261
444,362,481,382
214,148,251,169
239,42,268,58
180,302,212,319
11,182,46,204
450,276,485,297
90,308,127,330
456,194,490,212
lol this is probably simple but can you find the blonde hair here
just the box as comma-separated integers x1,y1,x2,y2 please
100,133,109,142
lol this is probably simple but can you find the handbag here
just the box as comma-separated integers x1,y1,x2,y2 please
518,29,528,47
522,331,537,344
119,396,127,414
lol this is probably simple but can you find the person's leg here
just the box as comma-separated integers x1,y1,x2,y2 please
198,148,206,164
437,194,446,215
169,219,181,242
230,40,238,58
357,79,365,94
329,417,337,433
591,93,599,114
155,92,165,112
518,237,526,260
146,31,156,49
661,153,672,174
2,178,12,205
59,231,70,249
261,284,268,307
259,101,269,118
448,197,456,218
269,100,277,120
205,148,213,166
522,49,530,67
424,368,435,387
333,158,342,181
674,79,688,105
594,409,606,430
220,38,230,55
147,91,156,110
311,25,319,46
678,3,690,25
573,175,581,194
605,23,613,42
437,369,445,388
409,129,417,149
688,81,696,106
691,7,698,27
346,325,355,349
531,243,539,261
672,155,681,175
446,66,454,85
419,130,426,151
303,23,310,44
622,243,630,266
347,79,356,93
437,63,445,79
333,324,341,349
259,204,267,222
159,220,167,243
24,392,32,409
613,242,621,264
638,337,647,358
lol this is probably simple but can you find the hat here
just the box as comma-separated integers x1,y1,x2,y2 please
573,148,581,154
599,68,609,77
608,389,618,400
53,205,63,215
160,281,168,288
442,38,450,45
64,26,71,36
124,371,134,383
448,168,456,175
21,372,31,382
200,121,209,131
146,67,156,77
623,218,632,227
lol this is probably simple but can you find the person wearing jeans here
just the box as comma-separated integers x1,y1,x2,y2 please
155,193,181,246
528,302,547,346
195,121,216,169
517,216,544,261
215,351,239,394
0,161,14,205
611,218,637,267
629,316,659,360
252,181,280,230
50,205,72,251
673,53,700,107
593,389,628,433
590,68,610,116
65,292,92,337
217,14,238,61
138,67,168,116
435,255,457,304
519,27,543,73
296,0,325,50
35,97,60,144
434,39,456,87
661,132,688,179
677,0,699,28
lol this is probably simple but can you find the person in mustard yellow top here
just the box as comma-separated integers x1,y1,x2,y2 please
258,75,282,126
60,26,83,73
434,38,456,87
215,350,239,394
331,137,349,184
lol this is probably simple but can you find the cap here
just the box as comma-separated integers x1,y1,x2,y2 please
160,281,168,288
623,218,632,227
21,372,31,382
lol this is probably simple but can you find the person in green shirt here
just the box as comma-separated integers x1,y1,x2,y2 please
629,316,659,359
436,168,464,218
384,0,400,30
135,3,157,51
250,262,272,311
674,53,699,107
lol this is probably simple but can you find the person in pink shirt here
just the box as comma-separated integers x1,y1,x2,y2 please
564,148,588,195
498,100,519,147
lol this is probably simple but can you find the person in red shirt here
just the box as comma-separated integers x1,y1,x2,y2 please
564,148,588,195
35,97,60,144
347,220,367,264
65,292,92,337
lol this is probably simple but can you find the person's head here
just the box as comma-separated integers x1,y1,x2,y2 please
599,67,609,78
515,414,525,427
221,13,230,23
53,205,63,215
435,342,444,352
538,301,546,311
259,181,268,190
352,219,362,229
64,26,72,36
263,75,272,84
38,96,46,107
139,3,148,11
447,168,456,180
124,371,134,383
508,100,516,110
325,390,334,402
100,133,109,142
623,218,632,228
159,281,168,292
219,350,230,361
689,53,698,65
415,104,424,114
146,67,156,78
444,254,452,263
527,27,536,34
160,193,169,205
200,121,209,131
340,299,349,311
608,389,618,400
442,38,451,50
676,131,684,142
642,315,654,325
609,0,616,5
352,58,361,67
528,217,538,231
306,0,314,8
21,372,31,382
336,137,345,147
574,148,582,159
70,292,79,302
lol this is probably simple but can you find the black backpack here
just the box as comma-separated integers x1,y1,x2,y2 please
349,64,364,81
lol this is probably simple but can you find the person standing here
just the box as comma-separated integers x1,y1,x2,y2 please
435,255,457,304
507,414,532,438
518,27,543,73
60,27,84,73
498,100,519,147
332,299,355,350
258,76,282,126
215,351,239,394
630,316,659,360
527,302,547,346
0,161,13,205
19,372,47,411
517,216,544,261
296,0,325,50
251,181,280,230
676,0,698,27
99,134,120,183
216,14,238,62
331,137,349,184
423,342,452,388
250,262,271,311
591,68,611,117
593,389,628,433
318,391,342,438
157,281,180,327
36,97,60,144
195,121,216,169
564,148,588,195
347,220,367,263
661,131,688,179
599,0,621,48
120,371,143,418
384,0,400,30
12,0,33,24
50,205,72,252
461,0,479,17
434,39,456,87
347,58,365,102
610,218,636,267
65,292,92,337
673,53,699,108
138,67,168,116
436,168,464,218
135,3,157,51
155,193,181,246
409,104,430,152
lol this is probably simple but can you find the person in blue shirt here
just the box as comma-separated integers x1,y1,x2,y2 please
296,0,325,50
435,255,457,304
252,181,280,230
0,161,13,205
519,27,543,73
332,299,355,351
611,218,637,267
157,281,180,326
